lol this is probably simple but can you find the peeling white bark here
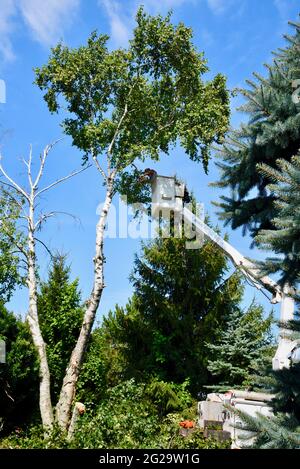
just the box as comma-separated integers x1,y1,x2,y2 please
26,199,54,431
56,178,114,430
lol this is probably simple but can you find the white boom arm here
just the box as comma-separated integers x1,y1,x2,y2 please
183,207,282,302
183,207,296,370
151,174,296,370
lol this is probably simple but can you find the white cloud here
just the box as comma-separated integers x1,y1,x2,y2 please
0,0,79,63
141,0,194,10
99,0,195,47
207,0,236,15
99,0,131,47
207,0,226,14
0,0,17,61
19,0,79,46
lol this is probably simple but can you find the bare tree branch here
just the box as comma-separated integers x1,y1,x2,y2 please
27,144,33,187
34,212,56,231
21,144,33,188
33,139,64,189
22,157,30,171
0,156,29,201
4,386,14,402
92,150,107,181
108,103,128,157
36,164,91,198
34,237,54,259
35,210,82,231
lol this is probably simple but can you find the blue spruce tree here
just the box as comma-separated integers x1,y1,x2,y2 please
213,19,300,242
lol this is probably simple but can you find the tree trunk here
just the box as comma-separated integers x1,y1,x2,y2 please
56,180,114,430
67,402,85,440
26,203,54,431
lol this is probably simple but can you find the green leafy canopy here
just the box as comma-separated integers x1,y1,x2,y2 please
34,7,230,193
0,189,24,302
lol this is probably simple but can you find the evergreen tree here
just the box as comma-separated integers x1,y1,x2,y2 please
233,407,300,449
213,19,300,241
233,147,300,449
37,255,83,401
0,305,38,433
234,317,300,450
255,151,300,286
210,19,300,446
206,302,274,390
104,235,247,392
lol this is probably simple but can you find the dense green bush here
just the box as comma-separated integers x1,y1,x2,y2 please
0,305,39,434
76,327,125,408
0,378,229,449
73,379,229,449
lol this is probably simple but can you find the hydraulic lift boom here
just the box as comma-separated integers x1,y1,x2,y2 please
151,174,297,370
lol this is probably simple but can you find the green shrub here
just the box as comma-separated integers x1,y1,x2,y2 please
72,379,228,449
0,378,230,449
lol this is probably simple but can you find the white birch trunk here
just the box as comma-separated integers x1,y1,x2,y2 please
0,143,89,434
56,179,114,430
26,200,54,431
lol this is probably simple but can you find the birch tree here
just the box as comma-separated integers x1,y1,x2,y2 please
35,7,230,431
0,143,88,431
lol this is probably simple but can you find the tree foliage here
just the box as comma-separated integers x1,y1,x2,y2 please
206,302,274,390
35,7,230,181
37,255,84,401
237,307,300,449
223,21,300,449
255,152,300,286
72,378,225,449
0,189,23,302
228,165,300,447
0,305,38,433
33,7,231,431
233,407,300,449
103,235,244,392
0,378,229,449
213,20,300,240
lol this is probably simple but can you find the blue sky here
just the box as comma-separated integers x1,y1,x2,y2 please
0,0,299,326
